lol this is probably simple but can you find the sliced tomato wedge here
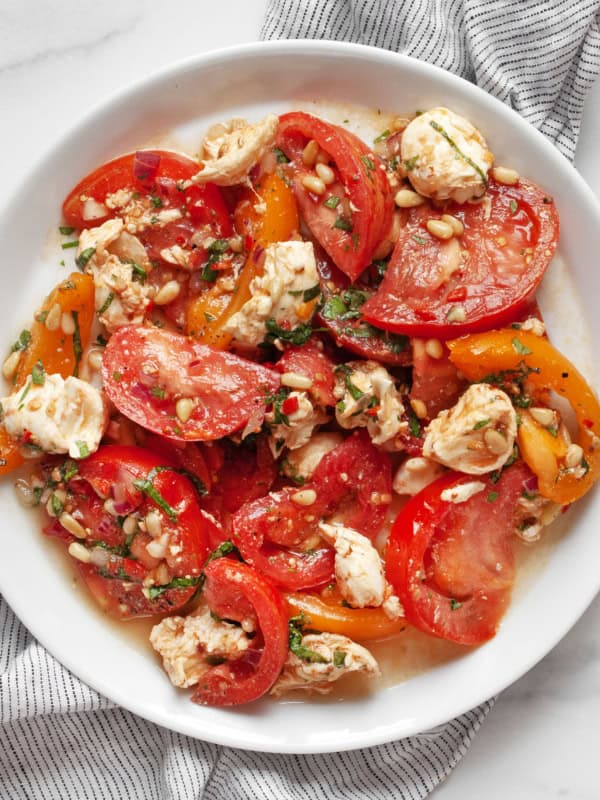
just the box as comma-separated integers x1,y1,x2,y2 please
274,339,337,406
386,462,531,645
315,248,411,365
232,430,392,590
43,445,211,619
102,326,280,441
192,559,288,706
363,178,559,337
276,112,393,281
409,338,467,421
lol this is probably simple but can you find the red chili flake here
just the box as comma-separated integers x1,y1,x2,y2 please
365,406,381,417
22,430,33,444
561,504,571,514
282,396,300,415
414,307,437,321
583,418,595,429
446,286,467,303
244,234,254,252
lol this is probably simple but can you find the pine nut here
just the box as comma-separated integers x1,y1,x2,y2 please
60,512,88,539
14,478,36,506
87,349,104,372
146,535,169,560
122,515,138,536
426,219,454,240
228,235,243,253
291,489,317,506
103,498,117,516
424,339,444,359
68,541,91,563
175,397,194,423
154,280,181,306
315,163,335,185
492,166,519,185
405,457,429,472
447,305,467,323
410,398,428,419
155,563,170,585
46,490,67,517
280,372,313,390
45,303,61,331
60,312,75,336
145,510,163,538
441,214,464,236
302,140,319,166
565,443,584,468
394,189,425,208
301,175,326,196
2,350,21,380
529,407,557,427
484,429,507,455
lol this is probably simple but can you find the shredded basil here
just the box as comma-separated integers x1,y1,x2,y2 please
429,120,488,187
373,129,391,144
473,418,491,430
133,469,179,522
11,329,31,353
333,216,353,232
511,338,532,356
263,319,315,346
75,247,96,270
288,618,328,663
31,360,45,386
148,575,202,600
59,225,75,235
272,146,290,164
323,195,340,209
61,240,79,250
449,598,462,611
71,310,83,377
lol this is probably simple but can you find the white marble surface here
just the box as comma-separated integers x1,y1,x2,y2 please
1,1,599,796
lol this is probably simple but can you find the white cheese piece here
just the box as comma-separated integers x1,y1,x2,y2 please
333,360,406,448
401,107,494,203
93,255,153,332
265,391,329,456
423,383,517,475
440,480,486,504
270,632,379,696
392,456,446,496
2,374,108,458
318,522,386,609
150,605,251,689
104,191,183,235
282,432,344,481
77,218,124,266
193,115,279,186
223,241,319,348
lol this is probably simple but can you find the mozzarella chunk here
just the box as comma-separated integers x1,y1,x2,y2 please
150,605,251,689
104,190,183,235
2,374,108,458
318,522,385,608
440,480,486,504
265,391,329,456
401,107,494,203
393,456,446,495
281,432,344,481
77,218,124,262
423,383,517,474
270,632,379,696
193,115,279,186
334,360,406,448
514,493,562,543
223,241,319,347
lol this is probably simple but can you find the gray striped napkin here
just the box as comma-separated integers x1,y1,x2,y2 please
2,2,600,799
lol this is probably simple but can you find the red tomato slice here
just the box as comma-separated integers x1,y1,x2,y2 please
362,178,559,337
386,462,531,645
192,559,288,706
315,247,411,365
274,340,337,406
409,338,467,421
232,430,392,590
43,446,211,619
276,112,393,281
102,326,280,441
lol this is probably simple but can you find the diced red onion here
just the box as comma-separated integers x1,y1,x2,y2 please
524,475,538,492
133,151,161,183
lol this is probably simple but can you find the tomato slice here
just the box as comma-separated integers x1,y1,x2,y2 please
386,463,531,645
362,178,559,337
409,338,467,421
232,430,392,590
274,340,337,406
102,326,280,441
315,248,411,366
43,445,211,619
276,112,393,281
192,558,288,706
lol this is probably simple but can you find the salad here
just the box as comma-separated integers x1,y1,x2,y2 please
1,105,599,707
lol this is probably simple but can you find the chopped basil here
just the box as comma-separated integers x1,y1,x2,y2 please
302,284,321,302
487,491,499,503
150,385,165,399
50,493,64,517
288,618,328,664
98,293,114,314
147,575,202,600
373,129,391,143
547,425,559,438
59,225,75,235
200,263,218,282
389,155,400,171
322,296,348,320
60,459,79,482
581,456,590,475
333,216,353,232
201,238,231,282
449,598,462,611
150,195,163,208
521,490,537,500
36,310,49,324
333,650,347,667
272,146,290,164
11,329,31,353
473,418,491,430
361,155,376,171
263,319,315,346
71,311,83,377
149,215,159,225
408,408,422,438
510,199,518,214
130,262,147,283
75,441,90,458
323,195,340,209
61,240,79,250
31,360,45,386
335,364,364,401
75,247,96,270
264,386,292,426
412,234,427,245
206,539,240,564
511,338,532,356
132,468,179,522
429,120,488,187
404,156,419,172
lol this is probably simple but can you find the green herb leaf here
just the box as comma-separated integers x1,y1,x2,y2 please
361,155,376,171
148,575,202,600
373,129,391,144
510,199,518,214
11,329,31,353
133,469,179,522
333,216,353,232
333,650,347,667
75,441,90,458
61,240,79,250
31,360,45,386
302,284,321,302
99,293,114,314
272,146,290,164
404,156,419,171
450,598,462,611
50,493,64,517
409,408,422,438
59,225,76,236
150,195,163,208
75,247,96,270
473,418,491,430
60,459,79,482
288,619,328,663
71,310,83,377
150,386,165,399
429,120,488,187
323,195,340,209
412,234,426,245
487,491,499,503
263,318,315,346
322,296,348,320
511,338,532,356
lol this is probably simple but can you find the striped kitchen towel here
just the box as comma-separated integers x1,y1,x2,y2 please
262,0,600,161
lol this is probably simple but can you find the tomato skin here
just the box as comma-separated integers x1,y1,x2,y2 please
274,340,337,406
277,112,393,282
44,446,211,619
192,559,289,706
409,338,467,421
386,463,531,645
102,326,280,441
362,178,559,337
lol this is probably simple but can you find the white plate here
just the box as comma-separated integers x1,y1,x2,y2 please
1,40,599,754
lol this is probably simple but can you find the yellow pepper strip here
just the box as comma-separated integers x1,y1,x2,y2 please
187,172,299,348
517,410,568,493
1,272,95,476
447,329,600,504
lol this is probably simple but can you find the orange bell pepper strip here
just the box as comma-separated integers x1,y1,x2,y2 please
187,172,299,347
447,329,600,504
285,591,406,641
1,272,95,475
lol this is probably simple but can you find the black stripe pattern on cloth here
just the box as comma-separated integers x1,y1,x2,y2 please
0,595,493,799
261,0,600,160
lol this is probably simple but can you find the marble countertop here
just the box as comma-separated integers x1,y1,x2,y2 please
2,1,599,797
